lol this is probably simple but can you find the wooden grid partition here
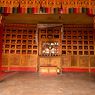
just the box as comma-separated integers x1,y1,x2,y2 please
2,24,38,71
1,23,95,72
61,24,95,71
38,26,62,56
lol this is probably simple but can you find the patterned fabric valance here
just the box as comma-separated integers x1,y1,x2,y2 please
0,7,95,15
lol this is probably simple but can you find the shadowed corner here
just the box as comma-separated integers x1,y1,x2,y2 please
0,71,18,82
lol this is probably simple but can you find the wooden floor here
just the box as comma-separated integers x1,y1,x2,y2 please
0,72,95,95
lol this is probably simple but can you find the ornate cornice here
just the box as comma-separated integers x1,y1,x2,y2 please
0,0,95,8
0,0,95,14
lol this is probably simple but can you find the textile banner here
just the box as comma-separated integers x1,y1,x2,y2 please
82,8,88,13
6,7,12,13
93,8,95,15
27,8,32,13
73,8,77,13
78,7,82,13
63,8,67,14
32,7,38,14
69,8,74,13
45,7,51,14
0,7,94,15
54,8,59,14
12,7,18,13
40,7,46,13
0,7,4,13
88,8,93,15
21,7,26,13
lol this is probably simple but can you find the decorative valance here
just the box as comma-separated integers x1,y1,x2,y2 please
0,0,95,15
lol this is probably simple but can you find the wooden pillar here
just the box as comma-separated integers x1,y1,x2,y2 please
93,16,95,29
0,15,3,71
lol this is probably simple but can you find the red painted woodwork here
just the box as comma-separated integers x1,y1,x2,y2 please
62,68,95,72
0,25,3,70
1,67,37,72
90,69,95,72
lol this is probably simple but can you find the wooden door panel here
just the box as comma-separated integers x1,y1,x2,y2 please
62,56,71,67
90,56,95,67
50,58,60,66
79,56,89,67
40,58,48,66
21,55,37,67
71,56,78,66
2,54,9,66
10,54,21,66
